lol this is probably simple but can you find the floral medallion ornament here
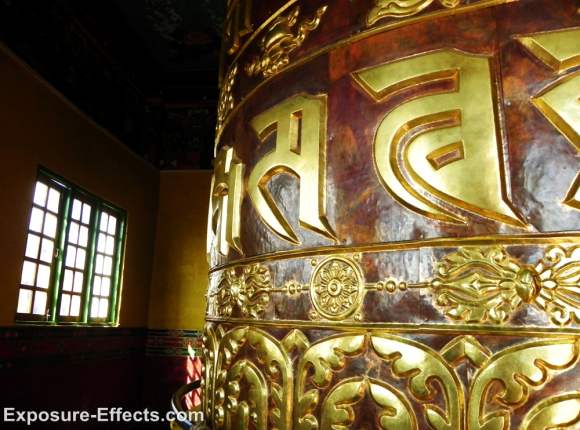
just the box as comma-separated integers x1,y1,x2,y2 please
214,263,271,319
309,256,365,320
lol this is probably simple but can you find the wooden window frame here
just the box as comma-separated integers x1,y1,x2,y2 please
16,168,127,326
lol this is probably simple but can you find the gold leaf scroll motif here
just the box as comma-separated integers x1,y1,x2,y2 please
517,27,580,209
248,94,336,244
295,334,366,430
521,392,580,430
371,334,463,430
214,327,294,430
468,338,579,430
368,0,461,25
353,49,525,227
246,6,327,79
203,325,580,430
320,376,417,430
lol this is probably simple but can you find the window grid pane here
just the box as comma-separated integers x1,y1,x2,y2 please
18,174,125,325
59,198,92,320
17,180,61,318
90,210,118,320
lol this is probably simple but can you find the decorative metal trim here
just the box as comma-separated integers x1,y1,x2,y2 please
208,245,580,326
245,5,328,79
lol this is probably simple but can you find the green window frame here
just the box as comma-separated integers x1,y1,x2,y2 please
16,168,126,325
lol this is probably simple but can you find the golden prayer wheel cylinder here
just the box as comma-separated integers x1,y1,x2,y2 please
203,0,580,428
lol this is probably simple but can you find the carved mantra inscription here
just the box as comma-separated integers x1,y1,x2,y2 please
208,30,580,256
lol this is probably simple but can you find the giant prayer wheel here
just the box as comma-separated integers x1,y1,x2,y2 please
203,0,580,428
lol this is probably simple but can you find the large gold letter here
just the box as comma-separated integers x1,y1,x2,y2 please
353,49,525,226
517,28,580,209
207,146,245,257
248,94,336,244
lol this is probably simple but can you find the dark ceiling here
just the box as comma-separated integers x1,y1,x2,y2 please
0,0,225,169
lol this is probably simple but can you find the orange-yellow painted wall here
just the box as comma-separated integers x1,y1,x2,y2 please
148,170,211,331
0,44,159,327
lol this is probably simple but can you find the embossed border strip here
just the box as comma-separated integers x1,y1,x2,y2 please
205,317,580,336
209,232,580,273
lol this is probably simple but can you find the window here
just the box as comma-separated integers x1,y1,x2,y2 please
16,169,126,325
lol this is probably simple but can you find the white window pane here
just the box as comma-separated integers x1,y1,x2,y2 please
98,298,109,318
73,272,84,293
101,277,111,297
71,199,82,221
25,234,41,259
60,294,71,316
105,235,115,255
95,254,104,274
36,264,51,289
103,256,113,276
82,203,91,224
63,269,73,291
93,276,102,296
107,216,117,235
29,207,44,233
100,213,109,232
70,295,81,317
33,182,48,206
21,261,36,286
39,238,54,263
68,222,79,245
66,245,77,267
43,212,57,238
78,226,89,247
32,291,47,315
75,248,86,269
97,233,106,253
17,289,33,314
46,188,60,213
90,299,99,318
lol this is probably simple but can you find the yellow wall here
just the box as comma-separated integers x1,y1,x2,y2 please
0,44,159,327
148,170,212,331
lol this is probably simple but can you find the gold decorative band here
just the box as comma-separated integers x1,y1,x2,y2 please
205,318,580,337
209,233,580,273
202,321,580,429
207,243,580,329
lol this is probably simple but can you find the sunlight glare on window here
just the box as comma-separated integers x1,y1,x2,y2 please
46,188,60,213
73,272,83,293
107,216,117,235
82,203,91,224
43,213,57,238
60,294,71,316
25,234,40,259
32,291,47,315
71,199,82,221
70,295,81,317
29,208,44,233
63,269,73,292
18,172,125,324
21,261,36,286
33,182,48,206
98,298,108,318
36,264,51,289
39,238,54,263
